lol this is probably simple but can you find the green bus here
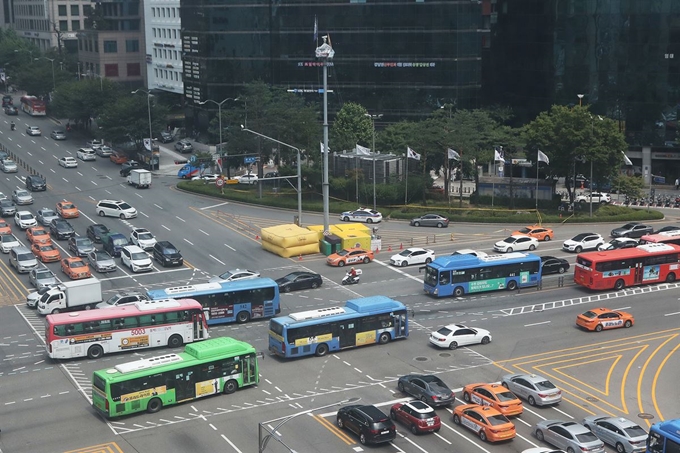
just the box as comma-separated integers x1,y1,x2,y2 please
92,337,259,418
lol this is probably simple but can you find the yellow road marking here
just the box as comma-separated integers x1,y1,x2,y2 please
182,259,195,270
637,334,678,427
552,355,623,396
313,414,354,445
63,442,124,453
652,341,680,422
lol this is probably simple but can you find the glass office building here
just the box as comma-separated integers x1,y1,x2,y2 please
181,0,485,128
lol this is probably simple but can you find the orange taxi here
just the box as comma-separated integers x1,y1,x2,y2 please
0,219,11,235
56,201,79,218
452,404,516,442
512,225,554,241
110,152,128,164
576,307,635,332
462,383,523,416
26,226,52,245
61,257,92,279
326,247,374,267
32,243,61,263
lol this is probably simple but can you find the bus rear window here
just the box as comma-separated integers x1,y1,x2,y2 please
93,374,107,392
576,257,593,268
269,320,283,336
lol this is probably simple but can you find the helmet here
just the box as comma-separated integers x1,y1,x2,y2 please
350,267,355,271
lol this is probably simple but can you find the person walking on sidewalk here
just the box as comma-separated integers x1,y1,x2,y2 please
675,178,679,190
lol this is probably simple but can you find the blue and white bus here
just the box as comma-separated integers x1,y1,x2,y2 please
648,419,680,453
423,252,542,297
268,295,408,358
146,278,280,325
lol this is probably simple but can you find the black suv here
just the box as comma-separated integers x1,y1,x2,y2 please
119,160,142,177
49,218,75,240
26,174,47,191
336,405,396,445
153,241,183,267
2,95,12,107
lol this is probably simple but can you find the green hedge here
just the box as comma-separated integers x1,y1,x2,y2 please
178,181,665,224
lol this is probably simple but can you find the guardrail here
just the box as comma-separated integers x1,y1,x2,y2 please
0,142,46,181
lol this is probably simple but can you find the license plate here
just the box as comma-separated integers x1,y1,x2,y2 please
381,430,390,435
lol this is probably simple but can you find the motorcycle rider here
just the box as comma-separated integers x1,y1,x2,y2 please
10,120,15,131
348,267,358,283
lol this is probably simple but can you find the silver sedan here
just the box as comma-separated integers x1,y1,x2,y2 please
11,189,33,205
29,267,57,289
534,420,605,453
501,373,562,406
87,250,117,273
36,207,60,226
582,416,647,453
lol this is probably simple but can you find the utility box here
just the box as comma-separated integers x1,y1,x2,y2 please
325,234,342,253
320,240,332,256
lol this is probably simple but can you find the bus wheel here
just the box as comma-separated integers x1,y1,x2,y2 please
236,311,250,323
453,287,464,297
666,273,676,283
223,379,238,394
378,333,390,344
507,280,518,291
147,397,162,413
168,335,183,348
614,279,625,290
315,344,329,357
87,344,104,359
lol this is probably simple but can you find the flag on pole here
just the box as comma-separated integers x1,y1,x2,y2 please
537,149,550,165
622,151,633,166
494,147,504,163
448,148,460,160
320,142,329,154
313,15,318,45
355,144,371,156
407,147,421,161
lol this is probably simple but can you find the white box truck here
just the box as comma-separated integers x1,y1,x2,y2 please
127,169,152,189
37,278,102,315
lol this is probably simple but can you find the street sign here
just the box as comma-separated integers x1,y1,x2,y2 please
216,178,224,187
190,155,197,163
244,156,257,164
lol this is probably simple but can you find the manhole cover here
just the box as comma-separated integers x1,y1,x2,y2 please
414,356,429,362
439,353,452,358
638,413,655,420
586,397,599,402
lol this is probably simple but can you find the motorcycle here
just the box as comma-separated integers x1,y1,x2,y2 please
10,122,15,131
341,269,362,285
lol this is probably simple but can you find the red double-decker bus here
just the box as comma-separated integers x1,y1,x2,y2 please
20,95,46,116
574,243,680,290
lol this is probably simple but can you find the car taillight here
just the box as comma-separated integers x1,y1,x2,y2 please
437,338,446,342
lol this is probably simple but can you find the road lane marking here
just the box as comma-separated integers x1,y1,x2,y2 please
665,311,680,316
652,341,680,423
524,321,550,327
202,201,230,210
637,334,678,426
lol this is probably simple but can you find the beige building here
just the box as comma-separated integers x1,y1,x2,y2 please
12,0,89,51
77,0,145,85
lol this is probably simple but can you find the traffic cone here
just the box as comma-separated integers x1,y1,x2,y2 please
388,245,392,252
400,243,403,250
255,234,260,240
298,254,302,261
375,248,379,254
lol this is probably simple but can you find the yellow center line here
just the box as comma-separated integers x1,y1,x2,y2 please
619,342,649,415
313,414,354,445
652,341,680,422
637,334,679,427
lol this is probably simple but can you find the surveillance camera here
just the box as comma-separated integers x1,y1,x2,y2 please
240,124,244,129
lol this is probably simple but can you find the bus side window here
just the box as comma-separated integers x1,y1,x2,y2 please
439,271,450,285
166,311,179,323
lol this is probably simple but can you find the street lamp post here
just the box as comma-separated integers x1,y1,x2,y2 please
315,35,334,234
258,398,360,453
34,57,56,91
365,113,382,211
198,97,238,178
577,94,584,107
241,126,303,227
131,89,154,168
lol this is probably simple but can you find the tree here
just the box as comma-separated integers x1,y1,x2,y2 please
50,78,118,125
523,105,628,203
330,102,373,152
97,95,168,149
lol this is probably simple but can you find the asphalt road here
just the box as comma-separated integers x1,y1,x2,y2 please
0,111,679,453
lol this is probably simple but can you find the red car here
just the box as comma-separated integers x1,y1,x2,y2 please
390,400,441,434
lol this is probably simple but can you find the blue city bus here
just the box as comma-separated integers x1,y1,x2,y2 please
423,252,542,297
648,419,680,453
146,278,280,325
268,296,408,358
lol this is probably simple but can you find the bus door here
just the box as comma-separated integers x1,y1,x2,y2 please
174,369,196,402
193,312,206,340
243,354,258,385
339,321,356,348
393,313,407,338
634,262,644,284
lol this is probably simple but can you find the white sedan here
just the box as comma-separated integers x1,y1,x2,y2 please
237,173,259,184
76,147,96,161
58,157,78,168
493,235,539,253
208,268,260,283
339,208,383,223
192,174,221,182
429,324,492,350
389,247,435,267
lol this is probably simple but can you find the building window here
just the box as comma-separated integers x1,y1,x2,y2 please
127,63,140,76
126,39,139,52
71,20,80,30
70,4,79,15
103,40,117,53
104,64,118,77
58,5,66,16
59,20,68,30
83,5,92,16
